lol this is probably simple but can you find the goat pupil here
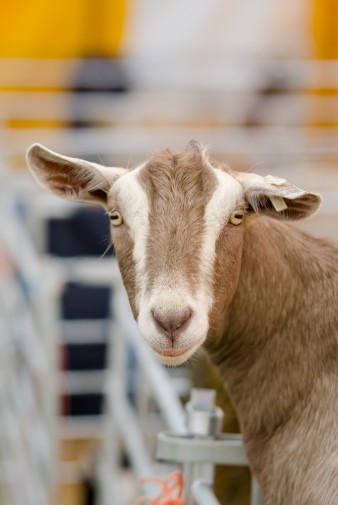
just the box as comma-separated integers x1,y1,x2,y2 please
235,213,243,219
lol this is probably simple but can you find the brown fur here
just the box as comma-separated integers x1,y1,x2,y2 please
139,149,217,295
127,149,338,504
207,218,338,505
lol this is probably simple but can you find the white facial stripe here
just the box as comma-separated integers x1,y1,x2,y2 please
199,169,243,310
111,165,149,309
205,170,243,230
137,169,243,363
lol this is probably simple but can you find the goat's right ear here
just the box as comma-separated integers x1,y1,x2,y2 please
26,144,126,208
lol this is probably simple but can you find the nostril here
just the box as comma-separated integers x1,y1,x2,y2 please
151,307,192,337
175,308,192,329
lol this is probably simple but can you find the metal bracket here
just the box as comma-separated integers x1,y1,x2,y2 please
157,432,248,466
155,388,264,505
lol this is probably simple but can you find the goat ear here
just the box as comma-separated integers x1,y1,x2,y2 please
26,144,126,208
235,172,322,220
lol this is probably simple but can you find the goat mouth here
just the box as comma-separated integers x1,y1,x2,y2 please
150,339,205,367
154,346,192,357
153,338,205,358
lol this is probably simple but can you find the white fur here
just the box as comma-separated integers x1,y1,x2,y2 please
109,164,149,310
198,169,244,310
137,278,209,365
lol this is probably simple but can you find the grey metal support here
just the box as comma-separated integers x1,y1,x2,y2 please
156,388,264,505
183,388,224,503
157,433,248,466
191,480,221,505
251,477,265,505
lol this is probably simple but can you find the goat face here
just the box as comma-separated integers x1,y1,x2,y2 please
27,142,321,366
109,148,246,365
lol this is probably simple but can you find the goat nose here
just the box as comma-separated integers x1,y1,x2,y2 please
152,307,192,339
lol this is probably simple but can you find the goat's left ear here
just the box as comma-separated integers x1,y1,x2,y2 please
26,144,126,208
235,172,322,221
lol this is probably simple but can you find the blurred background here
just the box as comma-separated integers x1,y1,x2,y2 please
0,1,337,505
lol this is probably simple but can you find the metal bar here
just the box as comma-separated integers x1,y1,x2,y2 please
106,382,163,499
98,317,129,505
59,370,106,394
7,127,338,170
59,415,104,440
58,257,121,286
2,57,338,89
191,480,221,505
107,383,153,479
4,90,338,127
251,477,265,505
0,201,59,504
157,433,247,466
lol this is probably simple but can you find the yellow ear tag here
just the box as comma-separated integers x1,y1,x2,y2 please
264,175,287,186
269,196,288,212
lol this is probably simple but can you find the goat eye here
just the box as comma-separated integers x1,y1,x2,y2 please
230,211,244,226
109,210,124,226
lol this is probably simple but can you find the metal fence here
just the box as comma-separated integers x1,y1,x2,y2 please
0,196,60,505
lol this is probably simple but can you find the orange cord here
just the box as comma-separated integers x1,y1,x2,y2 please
134,471,185,505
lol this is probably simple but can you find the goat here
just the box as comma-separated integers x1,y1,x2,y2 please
27,141,338,505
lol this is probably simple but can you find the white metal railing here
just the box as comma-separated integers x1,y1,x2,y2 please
2,90,338,129
0,196,60,505
1,58,338,90
2,57,338,170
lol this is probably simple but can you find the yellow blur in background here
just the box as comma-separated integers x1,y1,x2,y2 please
0,0,126,58
313,0,338,59
0,0,337,59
